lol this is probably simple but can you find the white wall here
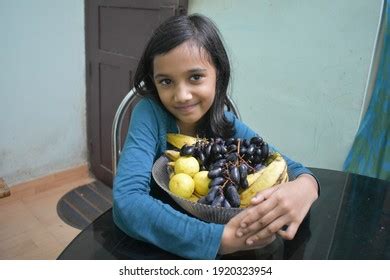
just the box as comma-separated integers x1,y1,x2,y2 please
0,0,382,186
189,0,382,170
0,0,87,186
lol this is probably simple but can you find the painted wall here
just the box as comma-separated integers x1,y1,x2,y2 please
0,1,381,186
0,0,86,186
189,0,382,170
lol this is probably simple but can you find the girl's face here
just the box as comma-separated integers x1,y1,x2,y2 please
153,41,217,136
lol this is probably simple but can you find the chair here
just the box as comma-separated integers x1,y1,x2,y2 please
111,87,241,175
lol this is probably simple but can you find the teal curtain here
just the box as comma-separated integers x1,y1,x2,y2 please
343,0,390,181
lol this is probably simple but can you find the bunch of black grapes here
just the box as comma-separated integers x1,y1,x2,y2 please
179,136,269,208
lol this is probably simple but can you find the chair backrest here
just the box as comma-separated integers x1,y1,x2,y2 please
111,87,241,175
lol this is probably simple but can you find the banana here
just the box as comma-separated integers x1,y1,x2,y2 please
165,150,181,161
280,171,289,183
167,133,198,149
276,165,289,184
246,166,266,186
265,152,279,165
240,153,287,207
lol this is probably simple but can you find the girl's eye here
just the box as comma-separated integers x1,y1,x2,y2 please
190,74,203,82
159,79,172,86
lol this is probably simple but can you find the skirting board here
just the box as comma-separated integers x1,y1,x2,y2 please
1,164,92,201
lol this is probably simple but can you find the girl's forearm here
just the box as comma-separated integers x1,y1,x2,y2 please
295,174,319,200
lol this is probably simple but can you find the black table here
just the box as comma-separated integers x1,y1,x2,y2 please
58,168,390,259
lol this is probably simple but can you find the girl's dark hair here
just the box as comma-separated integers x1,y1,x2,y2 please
133,13,235,139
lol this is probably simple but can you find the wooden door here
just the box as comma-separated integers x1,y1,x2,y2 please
86,0,188,187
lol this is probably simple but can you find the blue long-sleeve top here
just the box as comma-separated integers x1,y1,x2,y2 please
113,97,316,259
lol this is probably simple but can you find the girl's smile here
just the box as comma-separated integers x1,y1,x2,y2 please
174,101,201,113
153,41,217,135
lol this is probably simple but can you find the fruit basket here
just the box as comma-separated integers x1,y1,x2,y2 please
152,133,288,224
152,155,243,224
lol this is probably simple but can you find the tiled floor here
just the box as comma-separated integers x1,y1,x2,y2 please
0,176,95,259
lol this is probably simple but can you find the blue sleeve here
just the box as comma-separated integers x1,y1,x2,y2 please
226,111,319,187
112,99,224,260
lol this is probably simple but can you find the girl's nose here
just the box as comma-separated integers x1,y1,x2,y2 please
173,84,192,102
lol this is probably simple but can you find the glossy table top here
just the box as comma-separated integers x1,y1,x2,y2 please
58,168,390,259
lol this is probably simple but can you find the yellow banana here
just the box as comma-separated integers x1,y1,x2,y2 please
240,153,287,207
167,133,198,149
276,165,289,184
165,150,181,161
281,172,289,183
246,166,266,186
265,152,279,165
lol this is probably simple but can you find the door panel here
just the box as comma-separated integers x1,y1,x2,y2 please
99,7,161,57
86,0,188,187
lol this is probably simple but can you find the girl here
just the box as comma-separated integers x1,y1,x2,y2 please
113,14,319,259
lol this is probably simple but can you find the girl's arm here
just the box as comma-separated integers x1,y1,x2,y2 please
225,112,319,243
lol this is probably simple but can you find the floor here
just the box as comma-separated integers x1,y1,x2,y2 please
0,174,95,260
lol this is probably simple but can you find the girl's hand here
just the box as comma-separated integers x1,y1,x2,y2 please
235,174,318,244
218,206,275,255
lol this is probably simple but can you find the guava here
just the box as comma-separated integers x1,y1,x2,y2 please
193,171,211,196
169,173,195,199
174,156,199,177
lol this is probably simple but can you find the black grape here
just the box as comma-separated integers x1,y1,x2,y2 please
211,194,225,207
229,166,240,185
224,185,240,208
209,177,226,187
208,167,223,179
205,186,220,204
180,144,194,156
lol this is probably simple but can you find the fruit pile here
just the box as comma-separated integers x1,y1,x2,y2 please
165,133,288,208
